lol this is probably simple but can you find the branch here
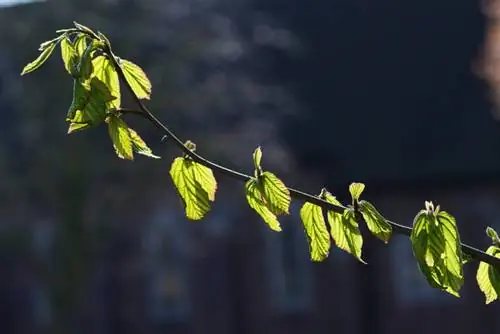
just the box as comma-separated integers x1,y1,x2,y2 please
106,49,500,268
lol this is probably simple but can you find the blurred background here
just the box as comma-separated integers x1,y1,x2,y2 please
1,0,500,333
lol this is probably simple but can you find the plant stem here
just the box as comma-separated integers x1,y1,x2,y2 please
105,45,500,268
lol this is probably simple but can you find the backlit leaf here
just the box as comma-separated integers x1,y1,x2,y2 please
410,208,464,297
358,200,392,243
73,21,98,38
349,182,365,202
107,114,133,160
60,36,78,75
245,179,281,231
92,55,120,109
487,226,500,245
74,34,87,56
170,157,214,220
21,41,57,75
259,171,290,216
324,194,365,263
120,58,152,99
128,128,161,159
253,146,262,170
476,246,500,304
78,39,99,83
300,201,330,261
192,163,217,201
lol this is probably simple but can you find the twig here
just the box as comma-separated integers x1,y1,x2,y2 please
105,47,500,268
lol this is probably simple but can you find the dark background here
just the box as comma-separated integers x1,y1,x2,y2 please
1,0,500,333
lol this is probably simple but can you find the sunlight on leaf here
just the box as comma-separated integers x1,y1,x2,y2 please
358,200,392,243
192,162,217,201
487,226,500,245
245,179,281,231
170,157,215,220
107,114,133,160
73,21,98,38
60,36,78,75
349,182,365,202
476,246,500,304
259,171,291,216
119,58,152,99
21,41,57,75
128,128,161,159
300,201,330,261
323,190,365,263
253,146,262,170
66,78,114,134
410,208,464,297
92,55,120,109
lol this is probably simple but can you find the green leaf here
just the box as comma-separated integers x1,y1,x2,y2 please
191,162,217,201
92,55,120,109
73,21,98,38
38,35,64,51
98,31,112,49
66,79,90,121
410,209,464,297
60,36,79,76
119,58,152,99
67,77,116,134
300,202,330,261
253,146,262,170
74,34,88,56
487,227,500,246
21,41,57,75
245,179,281,231
349,182,365,202
107,114,133,160
78,39,100,82
128,128,161,159
322,190,364,262
476,246,500,304
358,200,392,243
170,157,215,220
259,171,291,216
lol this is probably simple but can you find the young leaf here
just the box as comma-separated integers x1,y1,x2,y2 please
410,208,464,297
253,146,262,170
107,114,133,160
66,79,90,121
322,190,365,263
67,77,116,133
300,202,330,261
476,246,500,304
259,171,291,215
486,226,500,246
74,34,88,56
119,59,152,99
349,182,365,202
60,36,78,75
358,200,392,243
245,179,281,231
21,41,57,75
170,157,214,220
191,162,217,201
128,128,161,159
73,21,98,38
92,55,120,109
78,39,100,83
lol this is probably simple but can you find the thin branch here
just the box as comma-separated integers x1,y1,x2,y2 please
104,45,500,268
